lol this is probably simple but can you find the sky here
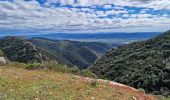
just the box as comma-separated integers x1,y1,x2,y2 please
0,0,170,35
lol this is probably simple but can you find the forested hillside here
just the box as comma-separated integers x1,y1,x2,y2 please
0,37,46,63
91,30,170,96
28,38,113,69
0,36,113,69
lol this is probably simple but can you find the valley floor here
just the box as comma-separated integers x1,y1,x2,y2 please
0,66,156,100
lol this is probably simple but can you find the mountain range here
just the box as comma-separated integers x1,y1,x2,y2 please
4,32,160,44
0,36,114,69
1,31,170,97
90,30,170,96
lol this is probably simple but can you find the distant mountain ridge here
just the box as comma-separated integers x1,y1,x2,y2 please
28,32,160,39
28,38,113,69
26,32,160,43
0,36,113,69
90,30,170,95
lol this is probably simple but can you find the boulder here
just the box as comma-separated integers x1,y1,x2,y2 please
0,57,7,66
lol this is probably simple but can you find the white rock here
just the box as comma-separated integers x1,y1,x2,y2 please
0,57,7,65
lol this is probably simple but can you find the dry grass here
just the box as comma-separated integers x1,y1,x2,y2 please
0,66,156,100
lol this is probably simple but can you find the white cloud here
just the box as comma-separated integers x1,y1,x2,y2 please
0,0,169,34
122,14,130,17
105,10,128,15
103,4,112,9
46,0,170,10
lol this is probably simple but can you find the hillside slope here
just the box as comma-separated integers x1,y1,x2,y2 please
28,38,112,68
90,30,170,95
0,37,113,69
0,37,46,63
0,67,155,100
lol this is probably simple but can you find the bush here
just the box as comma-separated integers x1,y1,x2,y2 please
138,88,146,93
0,50,4,57
81,69,97,78
9,62,26,68
25,63,42,70
43,61,69,73
90,79,98,88
69,66,80,75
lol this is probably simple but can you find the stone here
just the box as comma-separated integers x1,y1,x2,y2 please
0,57,7,66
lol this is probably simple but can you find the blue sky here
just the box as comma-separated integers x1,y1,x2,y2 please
0,0,170,35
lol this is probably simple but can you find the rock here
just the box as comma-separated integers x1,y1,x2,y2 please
0,57,7,66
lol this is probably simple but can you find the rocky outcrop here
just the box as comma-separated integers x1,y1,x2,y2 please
0,57,7,66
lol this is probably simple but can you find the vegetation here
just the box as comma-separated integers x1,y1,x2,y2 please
42,61,69,73
0,36,112,69
90,79,98,88
25,63,42,70
0,37,46,63
91,30,170,96
69,66,80,75
0,67,155,100
81,69,97,78
28,38,112,68
156,96,170,100
0,49,3,57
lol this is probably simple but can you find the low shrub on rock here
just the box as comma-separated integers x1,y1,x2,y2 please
81,69,97,78
69,66,80,75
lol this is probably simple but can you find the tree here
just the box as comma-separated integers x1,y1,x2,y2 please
162,43,170,66
69,66,80,75
81,69,97,78
0,49,3,57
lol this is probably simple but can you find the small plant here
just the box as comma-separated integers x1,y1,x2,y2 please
69,66,80,75
10,62,26,68
25,63,41,70
81,69,97,78
90,79,98,88
71,75,77,80
43,61,69,73
0,50,4,57
138,88,145,93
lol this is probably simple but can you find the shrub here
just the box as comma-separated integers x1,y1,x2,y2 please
69,66,80,75
0,50,4,57
9,62,26,68
25,63,41,70
138,88,145,93
81,69,97,78
90,79,98,88
43,61,69,73
71,75,77,80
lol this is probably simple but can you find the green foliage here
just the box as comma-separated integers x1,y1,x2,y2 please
0,49,3,57
43,61,69,73
0,67,150,100
69,66,80,75
91,30,170,96
156,95,170,100
0,37,45,63
138,88,145,93
25,63,41,70
90,79,98,88
28,38,112,69
9,62,27,68
71,75,77,80
81,69,97,78
0,36,112,69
